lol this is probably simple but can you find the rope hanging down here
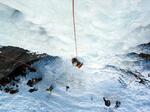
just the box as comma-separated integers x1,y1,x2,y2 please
71,0,83,69
72,0,78,57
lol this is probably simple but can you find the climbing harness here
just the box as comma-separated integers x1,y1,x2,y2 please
71,0,83,68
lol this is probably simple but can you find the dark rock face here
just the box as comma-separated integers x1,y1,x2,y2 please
127,52,150,60
137,42,150,49
138,53,150,60
136,42,150,54
29,88,38,93
127,42,150,59
115,101,121,108
27,77,42,87
106,42,150,89
103,97,111,107
0,46,47,86
66,86,70,91
46,85,54,92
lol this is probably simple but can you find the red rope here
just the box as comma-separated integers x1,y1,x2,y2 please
72,0,78,57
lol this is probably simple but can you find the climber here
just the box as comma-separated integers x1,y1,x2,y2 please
72,57,83,68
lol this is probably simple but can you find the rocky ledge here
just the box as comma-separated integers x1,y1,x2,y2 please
0,46,48,94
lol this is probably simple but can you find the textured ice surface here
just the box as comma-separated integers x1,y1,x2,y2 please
0,0,150,112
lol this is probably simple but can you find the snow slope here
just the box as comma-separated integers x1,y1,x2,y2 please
0,0,150,112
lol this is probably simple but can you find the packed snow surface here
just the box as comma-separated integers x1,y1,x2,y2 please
0,0,150,112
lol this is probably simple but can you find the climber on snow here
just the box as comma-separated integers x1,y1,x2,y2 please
72,57,83,68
